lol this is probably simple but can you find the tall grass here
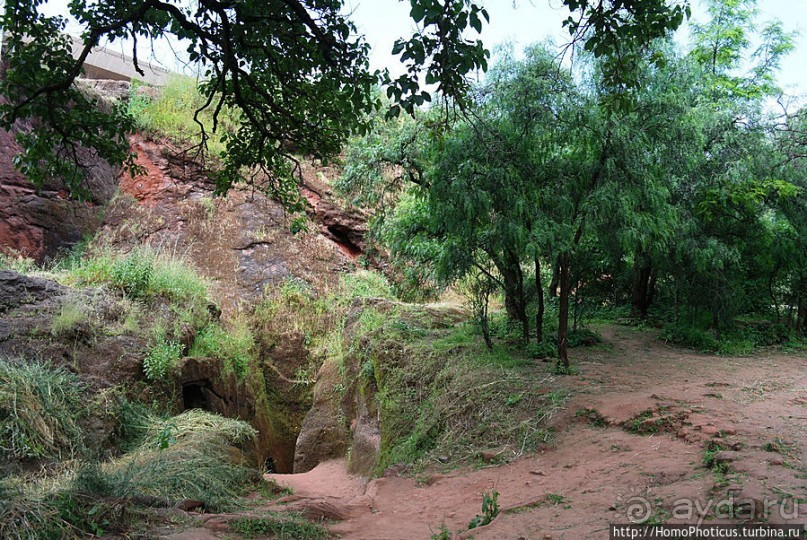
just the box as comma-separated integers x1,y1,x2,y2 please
0,359,86,460
100,410,258,511
1,408,260,538
64,245,209,305
189,317,255,378
128,77,239,158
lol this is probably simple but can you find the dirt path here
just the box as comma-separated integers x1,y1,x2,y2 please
262,325,806,539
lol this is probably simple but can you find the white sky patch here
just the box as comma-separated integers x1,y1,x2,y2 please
24,0,807,102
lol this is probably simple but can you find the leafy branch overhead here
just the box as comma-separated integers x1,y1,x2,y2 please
0,0,690,201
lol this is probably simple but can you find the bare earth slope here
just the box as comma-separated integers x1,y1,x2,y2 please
264,325,806,539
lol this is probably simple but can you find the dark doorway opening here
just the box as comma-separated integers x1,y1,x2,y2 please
182,381,212,411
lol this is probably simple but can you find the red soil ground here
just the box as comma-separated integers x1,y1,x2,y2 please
263,325,806,539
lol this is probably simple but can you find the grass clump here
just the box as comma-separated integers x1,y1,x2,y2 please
0,409,261,538
65,246,209,305
143,336,183,381
189,318,255,378
230,513,329,539
0,251,37,274
100,409,258,510
50,299,88,337
0,359,86,460
128,76,238,157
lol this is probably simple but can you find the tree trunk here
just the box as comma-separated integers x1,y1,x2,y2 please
630,252,654,318
548,259,560,298
493,251,530,341
797,274,806,335
557,253,571,368
535,257,544,343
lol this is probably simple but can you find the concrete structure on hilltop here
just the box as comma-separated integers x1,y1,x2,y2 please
69,35,173,86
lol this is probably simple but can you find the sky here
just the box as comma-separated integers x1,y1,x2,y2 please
39,0,807,102
346,0,807,101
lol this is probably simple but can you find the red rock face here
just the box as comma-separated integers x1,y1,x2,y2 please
0,127,117,262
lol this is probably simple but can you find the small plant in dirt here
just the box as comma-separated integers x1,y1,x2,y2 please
430,522,452,540
703,441,731,476
229,513,329,539
576,408,608,427
468,489,499,530
762,438,794,455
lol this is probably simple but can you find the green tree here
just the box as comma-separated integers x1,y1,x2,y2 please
0,0,689,202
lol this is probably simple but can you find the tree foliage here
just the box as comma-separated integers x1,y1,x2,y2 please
339,0,805,365
0,0,690,202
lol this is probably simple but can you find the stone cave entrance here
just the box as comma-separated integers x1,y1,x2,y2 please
182,380,213,411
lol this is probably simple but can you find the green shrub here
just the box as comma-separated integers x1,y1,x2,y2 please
189,320,255,378
567,328,602,347
0,359,86,460
110,249,154,297
143,338,183,381
660,322,719,351
526,341,557,359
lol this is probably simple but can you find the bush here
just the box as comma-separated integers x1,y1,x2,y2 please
567,328,602,347
189,320,255,378
143,337,183,381
660,322,719,351
0,359,86,460
526,341,557,359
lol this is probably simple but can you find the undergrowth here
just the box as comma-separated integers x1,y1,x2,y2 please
1,405,259,539
229,513,329,539
128,77,239,158
189,317,255,379
0,359,86,461
348,305,566,473
660,319,800,355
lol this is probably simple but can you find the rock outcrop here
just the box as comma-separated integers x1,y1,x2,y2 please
293,298,466,475
0,270,147,390
0,126,117,261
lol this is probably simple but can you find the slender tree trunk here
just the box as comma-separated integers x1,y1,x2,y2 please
548,259,560,298
797,273,806,335
557,253,571,368
492,251,530,341
630,252,654,318
535,257,544,343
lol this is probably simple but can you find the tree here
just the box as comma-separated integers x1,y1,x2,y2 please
0,0,689,202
